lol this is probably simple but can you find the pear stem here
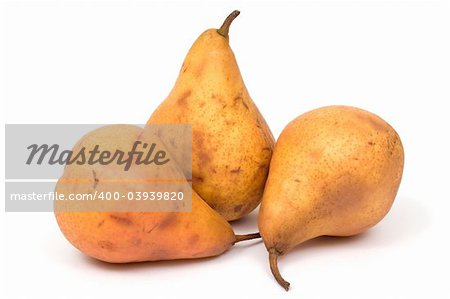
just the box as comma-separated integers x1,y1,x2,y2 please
234,232,261,244
269,249,290,291
217,10,240,38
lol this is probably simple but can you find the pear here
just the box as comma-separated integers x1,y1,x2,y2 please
148,11,275,221
258,106,404,290
55,125,259,263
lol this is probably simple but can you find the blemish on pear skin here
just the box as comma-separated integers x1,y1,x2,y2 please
233,95,249,110
136,130,144,141
234,204,243,213
92,170,99,189
189,234,200,245
158,214,178,230
194,62,206,77
146,223,159,234
230,166,241,174
98,240,114,250
97,219,105,228
192,175,204,184
211,93,225,105
255,117,262,128
258,163,268,170
177,90,192,106
198,151,211,165
310,150,322,160
109,214,133,226
193,132,211,165
225,119,235,126
193,130,204,147
368,141,375,146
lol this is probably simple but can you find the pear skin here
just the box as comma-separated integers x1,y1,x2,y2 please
258,106,404,290
148,11,275,221
55,125,260,263
55,192,251,263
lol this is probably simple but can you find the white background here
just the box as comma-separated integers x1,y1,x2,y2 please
1,1,450,298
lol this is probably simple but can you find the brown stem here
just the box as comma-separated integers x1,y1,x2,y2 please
233,232,261,244
217,10,240,38
269,248,290,291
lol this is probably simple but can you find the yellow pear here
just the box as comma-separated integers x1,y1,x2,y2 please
55,125,259,263
148,11,275,221
258,106,404,290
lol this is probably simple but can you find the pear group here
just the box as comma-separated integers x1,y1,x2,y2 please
53,10,405,291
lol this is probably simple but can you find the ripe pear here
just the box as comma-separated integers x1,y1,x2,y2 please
55,125,259,263
148,11,275,221
258,106,404,290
